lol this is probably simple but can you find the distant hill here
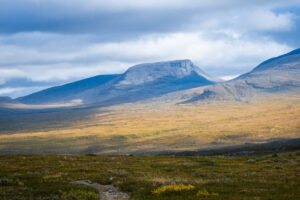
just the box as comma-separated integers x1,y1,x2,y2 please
184,48,300,103
0,97,16,105
17,74,120,105
17,60,217,105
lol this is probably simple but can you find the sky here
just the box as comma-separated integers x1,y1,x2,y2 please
0,0,300,98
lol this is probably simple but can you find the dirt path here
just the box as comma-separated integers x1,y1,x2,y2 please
72,180,130,200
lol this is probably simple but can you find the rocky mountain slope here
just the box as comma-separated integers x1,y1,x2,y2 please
9,48,300,106
184,48,300,103
17,60,217,105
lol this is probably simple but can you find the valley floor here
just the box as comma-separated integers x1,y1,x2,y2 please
0,151,300,200
0,93,300,155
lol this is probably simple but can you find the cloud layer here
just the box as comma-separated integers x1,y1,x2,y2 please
0,0,299,97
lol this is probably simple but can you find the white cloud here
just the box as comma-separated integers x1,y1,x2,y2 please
196,9,295,33
0,44,83,66
220,75,240,81
0,87,16,95
0,68,25,81
23,61,132,82
0,85,53,98
0,87,47,98
0,31,292,85
0,62,132,83
88,32,292,69
0,78,6,85
244,10,294,31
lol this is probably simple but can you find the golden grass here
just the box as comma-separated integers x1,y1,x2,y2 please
0,94,300,154
152,184,195,195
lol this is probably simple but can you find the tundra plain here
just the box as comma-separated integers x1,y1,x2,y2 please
1,93,299,155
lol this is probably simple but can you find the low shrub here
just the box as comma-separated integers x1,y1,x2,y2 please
197,188,219,197
152,184,195,195
61,189,98,200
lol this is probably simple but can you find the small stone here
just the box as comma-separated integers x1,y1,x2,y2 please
246,159,256,163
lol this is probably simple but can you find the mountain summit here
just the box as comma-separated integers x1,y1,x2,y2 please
18,60,217,105
118,60,217,86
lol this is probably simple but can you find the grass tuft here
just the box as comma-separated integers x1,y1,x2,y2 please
152,184,195,195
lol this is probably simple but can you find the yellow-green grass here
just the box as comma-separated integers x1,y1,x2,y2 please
0,152,300,199
0,94,299,154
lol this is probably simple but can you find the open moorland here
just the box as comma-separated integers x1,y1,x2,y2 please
0,93,299,155
0,151,300,200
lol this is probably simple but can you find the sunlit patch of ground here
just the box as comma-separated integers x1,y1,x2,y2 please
0,94,299,154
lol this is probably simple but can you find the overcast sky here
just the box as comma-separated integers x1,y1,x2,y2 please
0,0,300,98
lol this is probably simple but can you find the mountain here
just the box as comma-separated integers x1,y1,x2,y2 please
18,60,217,105
183,48,300,103
17,49,300,106
17,74,119,105
237,48,300,89
0,97,16,105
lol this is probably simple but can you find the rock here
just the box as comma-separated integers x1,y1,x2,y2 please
72,180,130,200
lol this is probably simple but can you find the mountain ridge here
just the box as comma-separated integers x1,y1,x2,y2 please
7,48,300,107
17,59,216,105
17,74,120,104
182,48,300,103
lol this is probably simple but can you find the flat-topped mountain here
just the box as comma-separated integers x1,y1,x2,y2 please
184,48,300,103
18,60,217,105
118,59,217,86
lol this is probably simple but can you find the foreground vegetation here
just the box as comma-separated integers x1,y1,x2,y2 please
0,151,300,199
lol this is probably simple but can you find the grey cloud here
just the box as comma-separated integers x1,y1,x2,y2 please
0,0,299,98
0,0,298,36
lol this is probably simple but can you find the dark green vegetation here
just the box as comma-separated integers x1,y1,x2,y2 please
1,151,300,200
